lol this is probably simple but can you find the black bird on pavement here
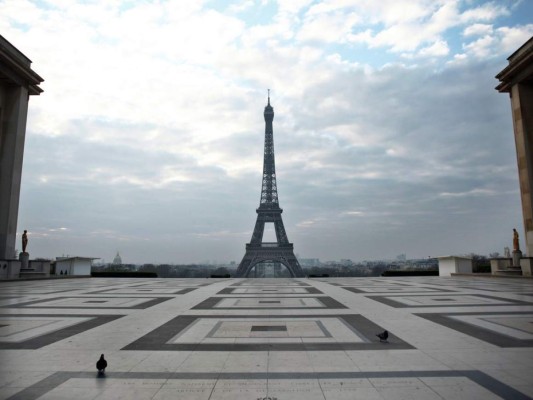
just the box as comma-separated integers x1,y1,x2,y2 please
376,330,388,342
96,354,107,374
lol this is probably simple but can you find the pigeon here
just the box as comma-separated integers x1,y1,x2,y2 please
376,330,388,342
96,354,107,374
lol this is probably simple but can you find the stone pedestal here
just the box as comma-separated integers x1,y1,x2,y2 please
521,257,533,276
512,250,522,267
19,252,29,269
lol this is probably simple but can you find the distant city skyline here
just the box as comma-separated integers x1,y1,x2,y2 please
2,0,532,264
94,253,425,266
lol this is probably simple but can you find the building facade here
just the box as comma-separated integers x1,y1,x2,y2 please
0,35,43,261
496,37,533,257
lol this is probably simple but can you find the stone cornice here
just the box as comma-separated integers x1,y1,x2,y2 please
0,35,44,95
495,36,533,93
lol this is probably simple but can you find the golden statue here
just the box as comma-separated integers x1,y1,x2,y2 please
513,228,520,252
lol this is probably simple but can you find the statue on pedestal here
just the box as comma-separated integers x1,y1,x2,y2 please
513,228,520,252
19,230,30,269
512,228,522,267
22,230,28,254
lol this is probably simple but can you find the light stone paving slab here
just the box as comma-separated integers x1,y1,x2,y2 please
0,277,532,399
267,379,325,400
210,379,266,400
153,379,216,400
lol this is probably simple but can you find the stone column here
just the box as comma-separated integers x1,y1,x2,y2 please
510,83,533,257
0,85,29,260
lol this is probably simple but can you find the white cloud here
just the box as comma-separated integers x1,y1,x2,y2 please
461,24,533,59
459,2,509,23
228,0,255,13
277,0,314,15
342,211,364,216
463,34,496,58
439,189,498,197
417,39,450,57
463,23,493,36
298,0,513,58
497,25,533,53
297,10,361,43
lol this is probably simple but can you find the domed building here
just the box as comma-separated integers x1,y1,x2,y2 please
112,252,122,266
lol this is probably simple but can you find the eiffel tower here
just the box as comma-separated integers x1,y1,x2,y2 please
235,93,305,278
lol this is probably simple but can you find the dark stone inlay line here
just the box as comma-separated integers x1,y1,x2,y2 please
129,282,211,288
191,296,347,310
258,301,280,304
217,287,322,295
86,287,197,295
176,287,197,295
416,311,533,348
251,325,287,331
318,296,348,309
367,294,533,308
230,281,310,287
342,286,456,293
0,289,79,294
121,314,412,351
7,370,530,400
0,314,123,349
2,296,173,309
192,297,221,310
326,281,414,287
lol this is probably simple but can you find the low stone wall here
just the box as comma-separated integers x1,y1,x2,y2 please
28,260,51,275
0,260,21,279
490,258,512,274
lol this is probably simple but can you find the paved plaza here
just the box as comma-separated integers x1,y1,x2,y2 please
0,276,532,399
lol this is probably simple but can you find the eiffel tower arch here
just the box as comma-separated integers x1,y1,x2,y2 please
236,93,304,278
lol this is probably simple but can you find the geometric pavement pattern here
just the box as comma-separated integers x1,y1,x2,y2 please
0,276,532,399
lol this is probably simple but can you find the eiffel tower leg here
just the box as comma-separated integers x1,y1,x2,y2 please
235,250,255,277
278,249,305,277
273,216,288,244
250,217,265,244
236,247,305,278
284,255,305,278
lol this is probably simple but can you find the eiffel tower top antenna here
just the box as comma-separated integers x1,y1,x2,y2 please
260,89,277,207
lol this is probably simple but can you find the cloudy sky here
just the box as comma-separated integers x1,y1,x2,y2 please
2,0,532,264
